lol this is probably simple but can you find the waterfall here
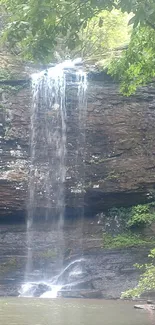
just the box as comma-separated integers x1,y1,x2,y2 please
26,64,67,281
20,61,87,297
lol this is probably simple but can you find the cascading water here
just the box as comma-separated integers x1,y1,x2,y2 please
20,60,87,298
25,64,67,282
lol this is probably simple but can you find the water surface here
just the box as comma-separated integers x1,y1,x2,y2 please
0,298,154,325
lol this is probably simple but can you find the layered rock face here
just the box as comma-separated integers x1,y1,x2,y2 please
85,82,155,213
0,85,30,217
0,63,155,218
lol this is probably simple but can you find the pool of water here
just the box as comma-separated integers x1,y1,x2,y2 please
0,298,154,325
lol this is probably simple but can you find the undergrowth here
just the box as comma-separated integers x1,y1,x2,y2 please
121,248,155,298
103,233,155,249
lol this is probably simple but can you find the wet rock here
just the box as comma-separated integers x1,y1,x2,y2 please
141,290,155,300
59,289,103,299
79,290,103,299
58,290,84,299
147,300,154,304
33,284,51,297
63,279,94,290
134,304,155,310
134,305,146,310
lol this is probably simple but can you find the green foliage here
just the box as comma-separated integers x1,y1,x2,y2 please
0,0,114,61
103,232,155,249
0,0,155,63
108,203,155,229
76,10,130,64
35,249,57,259
108,26,155,95
0,67,12,80
106,170,121,181
45,9,131,63
0,83,28,94
117,0,155,29
108,207,131,219
127,204,155,228
122,248,155,298
0,257,17,274
1,0,155,92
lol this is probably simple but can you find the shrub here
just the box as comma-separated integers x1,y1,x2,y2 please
122,248,155,298
103,233,155,249
127,204,155,228
108,207,131,220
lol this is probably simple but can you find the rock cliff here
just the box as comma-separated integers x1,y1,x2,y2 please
0,57,155,218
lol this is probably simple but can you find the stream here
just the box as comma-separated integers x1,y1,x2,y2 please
0,298,154,325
